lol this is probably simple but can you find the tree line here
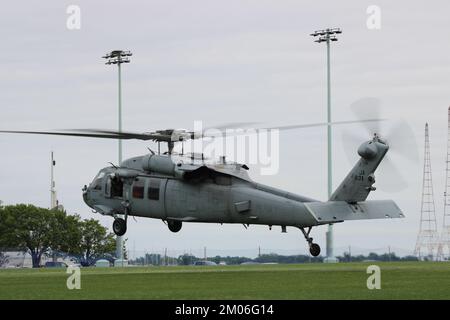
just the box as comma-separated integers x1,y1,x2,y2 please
131,252,419,266
337,252,419,262
0,204,116,267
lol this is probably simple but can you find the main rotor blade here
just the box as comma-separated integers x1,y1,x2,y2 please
204,122,261,131
183,152,210,160
0,130,131,139
64,128,160,140
0,117,385,143
0,129,171,141
201,118,385,138
265,118,385,131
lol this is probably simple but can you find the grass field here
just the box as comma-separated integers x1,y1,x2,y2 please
0,262,449,299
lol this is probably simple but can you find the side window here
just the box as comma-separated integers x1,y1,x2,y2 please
111,176,123,198
132,179,145,199
148,179,160,200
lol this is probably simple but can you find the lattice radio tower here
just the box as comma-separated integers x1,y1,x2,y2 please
439,107,450,260
415,123,440,260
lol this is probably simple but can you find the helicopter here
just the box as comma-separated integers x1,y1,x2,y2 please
0,120,404,257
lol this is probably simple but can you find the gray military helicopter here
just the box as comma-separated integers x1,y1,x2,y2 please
0,119,404,256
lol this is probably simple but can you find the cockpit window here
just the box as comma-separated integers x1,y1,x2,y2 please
91,171,105,190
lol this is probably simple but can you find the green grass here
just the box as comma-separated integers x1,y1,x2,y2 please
0,262,449,299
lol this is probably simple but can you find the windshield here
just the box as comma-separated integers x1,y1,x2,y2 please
91,171,105,190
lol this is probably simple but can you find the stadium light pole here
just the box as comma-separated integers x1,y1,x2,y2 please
310,28,342,263
102,50,132,261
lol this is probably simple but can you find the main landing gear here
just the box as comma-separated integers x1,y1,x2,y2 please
112,201,129,236
167,220,182,233
299,226,321,257
113,218,127,236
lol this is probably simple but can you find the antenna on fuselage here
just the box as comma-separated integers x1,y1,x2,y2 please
108,162,118,168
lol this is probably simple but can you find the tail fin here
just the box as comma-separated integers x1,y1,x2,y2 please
330,136,388,203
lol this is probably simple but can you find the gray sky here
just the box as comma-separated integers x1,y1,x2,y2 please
1,0,450,257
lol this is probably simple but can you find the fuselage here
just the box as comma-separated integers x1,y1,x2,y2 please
83,159,321,228
81,138,404,258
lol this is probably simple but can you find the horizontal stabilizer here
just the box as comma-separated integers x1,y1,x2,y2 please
304,200,404,224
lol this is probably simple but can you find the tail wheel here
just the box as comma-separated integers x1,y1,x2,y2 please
309,243,321,257
113,218,127,236
168,220,182,233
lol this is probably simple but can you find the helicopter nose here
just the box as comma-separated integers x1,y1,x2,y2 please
82,184,91,205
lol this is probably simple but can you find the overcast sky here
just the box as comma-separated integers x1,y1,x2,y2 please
1,0,450,258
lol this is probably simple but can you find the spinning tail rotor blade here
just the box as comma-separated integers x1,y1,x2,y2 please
341,98,418,192
386,121,419,163
349,97,382,135
376,154,409,192
341,129,363,164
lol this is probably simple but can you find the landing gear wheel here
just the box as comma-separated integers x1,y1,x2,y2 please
113,218,127,236
168,220,182,233
309,243,321,257
298,226,321,257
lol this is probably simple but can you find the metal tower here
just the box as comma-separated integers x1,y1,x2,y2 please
439,107,450,260
415,123,440,260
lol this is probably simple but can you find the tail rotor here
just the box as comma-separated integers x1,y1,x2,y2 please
341,98,419,192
